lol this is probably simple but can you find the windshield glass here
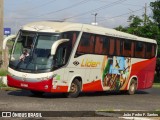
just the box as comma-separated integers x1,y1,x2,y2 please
9,31,61,72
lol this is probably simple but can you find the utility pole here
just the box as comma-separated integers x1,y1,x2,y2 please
144,3,147,25
0,0,4,68
91,13,98,25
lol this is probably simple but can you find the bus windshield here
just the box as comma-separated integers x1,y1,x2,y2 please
9,31,61,72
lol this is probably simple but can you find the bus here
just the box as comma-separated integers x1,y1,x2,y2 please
7,21,157,97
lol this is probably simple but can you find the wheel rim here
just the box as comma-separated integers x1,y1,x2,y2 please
130,83,136,93
130,83,136,92
70,83,78,93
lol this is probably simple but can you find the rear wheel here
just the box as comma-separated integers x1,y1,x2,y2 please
66,79,81,98
30,90,44,96
128,79,137,95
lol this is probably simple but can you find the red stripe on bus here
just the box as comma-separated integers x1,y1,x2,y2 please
82,80,103,92
129,57,156,89
51,86,68,93
7,75,52,92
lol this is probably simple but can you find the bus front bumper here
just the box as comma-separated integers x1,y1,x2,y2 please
7,75,52,92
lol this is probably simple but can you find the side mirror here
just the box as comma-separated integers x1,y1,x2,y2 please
3,35,16,50
51,39,69,55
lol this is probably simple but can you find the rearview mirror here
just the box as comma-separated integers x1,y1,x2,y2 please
3,35,16,50
51,39,69,55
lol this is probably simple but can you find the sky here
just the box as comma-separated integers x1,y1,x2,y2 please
4,0,157,34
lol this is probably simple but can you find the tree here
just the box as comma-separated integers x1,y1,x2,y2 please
115,14,160,56
128,15,143,28
115,25,127,32
150,0,160,26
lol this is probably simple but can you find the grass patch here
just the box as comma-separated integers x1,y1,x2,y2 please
0,69,8,76
1,87,20,91
0,78,19,90
156,109,160,111
154,74,160,83
153,83,160,88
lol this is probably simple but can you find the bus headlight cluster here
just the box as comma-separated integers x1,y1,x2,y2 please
37,76,53,81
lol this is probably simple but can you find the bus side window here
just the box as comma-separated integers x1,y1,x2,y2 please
146,43,152,58
95,36,102,54
109,38,115,56
94,35,109,55
76,33,94,55
123,40,133,57
103,37,109,54
152,44,156,58
115,39,121,56
62,31,79,48
146,43,156,58
135,42,145,58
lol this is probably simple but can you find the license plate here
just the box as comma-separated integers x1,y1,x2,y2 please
20,83,28,87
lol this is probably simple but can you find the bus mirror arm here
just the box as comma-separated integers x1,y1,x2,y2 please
3,35,16,49
51,39,69,55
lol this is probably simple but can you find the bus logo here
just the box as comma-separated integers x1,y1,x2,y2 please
81,59,100,67
73,61,79,66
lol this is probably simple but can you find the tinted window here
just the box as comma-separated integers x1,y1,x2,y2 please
146,43,156,58
109,38,115,56
124,40,131,50
135,42,145,58
123,40,134,57
62,31,79,48
95,35,109,54
77,33,95,54
115,39,122,56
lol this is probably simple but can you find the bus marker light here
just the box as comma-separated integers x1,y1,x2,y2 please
44,85,48,89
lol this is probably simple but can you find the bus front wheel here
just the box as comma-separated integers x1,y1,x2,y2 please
67,79,81,98
128,79,137,95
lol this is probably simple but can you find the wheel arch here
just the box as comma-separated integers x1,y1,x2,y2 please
67,75,83,92
127,75,138,90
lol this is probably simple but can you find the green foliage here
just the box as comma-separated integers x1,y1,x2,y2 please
154,74,160,83
150,0,160,25
115,0,160,79
0,69,8,76
0,80,7,87
115,15,160,39
128,15,143,27
115,25,127,32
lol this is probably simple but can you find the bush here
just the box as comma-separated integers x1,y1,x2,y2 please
154,74,160,83
0,80,7,87
0,69,8,76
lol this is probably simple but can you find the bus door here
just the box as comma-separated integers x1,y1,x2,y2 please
52,42,70,91
71,54,91,86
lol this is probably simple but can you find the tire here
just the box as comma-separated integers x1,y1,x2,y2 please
30,90,44,96
128,79,137,95
66,79,81,98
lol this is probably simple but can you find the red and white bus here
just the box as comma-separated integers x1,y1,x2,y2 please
7,21,157,97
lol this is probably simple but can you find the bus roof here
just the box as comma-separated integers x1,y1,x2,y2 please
22,21,157,44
